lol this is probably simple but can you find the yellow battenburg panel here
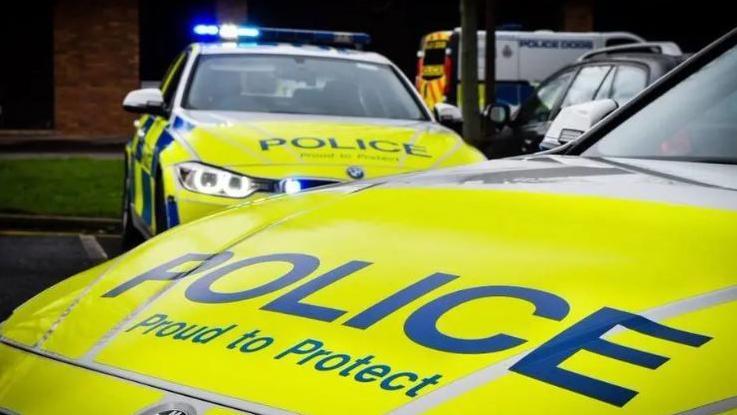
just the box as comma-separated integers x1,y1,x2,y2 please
35,191,348,359
186,120,484,175
418,31,452,109
151,106,484,230
0,261,113,346
85,188,736,414
0,343,162,414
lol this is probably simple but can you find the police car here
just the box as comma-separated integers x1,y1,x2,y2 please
2,27,737,415
120,25,485,248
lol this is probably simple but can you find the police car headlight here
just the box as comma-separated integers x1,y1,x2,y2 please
176,162,258,198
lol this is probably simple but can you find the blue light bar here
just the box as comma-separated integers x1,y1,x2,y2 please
238,27,261,37
193,24,219,36
258,27,371,47
192,25,371,48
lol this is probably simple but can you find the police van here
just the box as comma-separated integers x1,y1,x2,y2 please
416,29,645,109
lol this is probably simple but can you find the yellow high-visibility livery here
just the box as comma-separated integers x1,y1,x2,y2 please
2,27,737,415
119,26,485,247
2,157,736,414
415,31,452,110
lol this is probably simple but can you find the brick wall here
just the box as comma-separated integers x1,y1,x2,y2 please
54,0,139,138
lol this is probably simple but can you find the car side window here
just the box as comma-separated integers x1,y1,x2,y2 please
516,69,575,124
160,52,188,110
610,65,648,103
561,65,612,107
594,67,615,100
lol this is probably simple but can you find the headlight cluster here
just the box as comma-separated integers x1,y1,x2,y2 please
176,162,259,198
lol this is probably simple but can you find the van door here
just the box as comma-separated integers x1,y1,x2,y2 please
458,32,522,107
516,34,596,84
489,35,520,82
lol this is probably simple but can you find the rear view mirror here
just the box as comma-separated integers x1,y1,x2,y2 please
123,88,168,117
433,103,463,131
540,99,618,151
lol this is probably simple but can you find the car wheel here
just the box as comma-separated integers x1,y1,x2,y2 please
121,155,145,251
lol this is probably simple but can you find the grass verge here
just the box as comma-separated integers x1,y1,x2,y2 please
0,157,123,218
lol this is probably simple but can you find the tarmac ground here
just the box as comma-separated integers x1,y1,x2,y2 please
0,231,122,320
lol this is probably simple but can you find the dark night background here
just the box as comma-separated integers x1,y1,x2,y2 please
139,0,735,80
0,0,733,132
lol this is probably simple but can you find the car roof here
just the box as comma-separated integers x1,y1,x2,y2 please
193,42,392,65
568,52,687,79
585,52,687,67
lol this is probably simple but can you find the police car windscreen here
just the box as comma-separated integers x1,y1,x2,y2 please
185,55,426,120
584,42,737,165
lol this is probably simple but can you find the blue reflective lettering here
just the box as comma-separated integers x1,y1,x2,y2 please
403,144,431,158
291,137,325,149
510,307,712,407
404,285,569,353
262,260,372,321
103,251,233,297
185,253,319,303
369,140,400,153
259,138,286,150
345,272,458,329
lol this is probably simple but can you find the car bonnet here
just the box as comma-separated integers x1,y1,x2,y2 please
174,111,484,178
2,156,737,414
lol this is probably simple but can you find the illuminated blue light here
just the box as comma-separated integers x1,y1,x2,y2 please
237,27,261,38
283,178,303,194
193,24,219,36
191,24,369,47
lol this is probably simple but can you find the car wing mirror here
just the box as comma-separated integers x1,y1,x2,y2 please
433,103,463,131
483,103,511,127
540,99,618,151
123,88,168,117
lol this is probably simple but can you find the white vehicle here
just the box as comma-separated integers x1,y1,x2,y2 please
538,42,686,151
483,41,685,156
416,29,645,109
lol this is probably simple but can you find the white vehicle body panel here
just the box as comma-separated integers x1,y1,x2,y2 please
456,30,645,84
